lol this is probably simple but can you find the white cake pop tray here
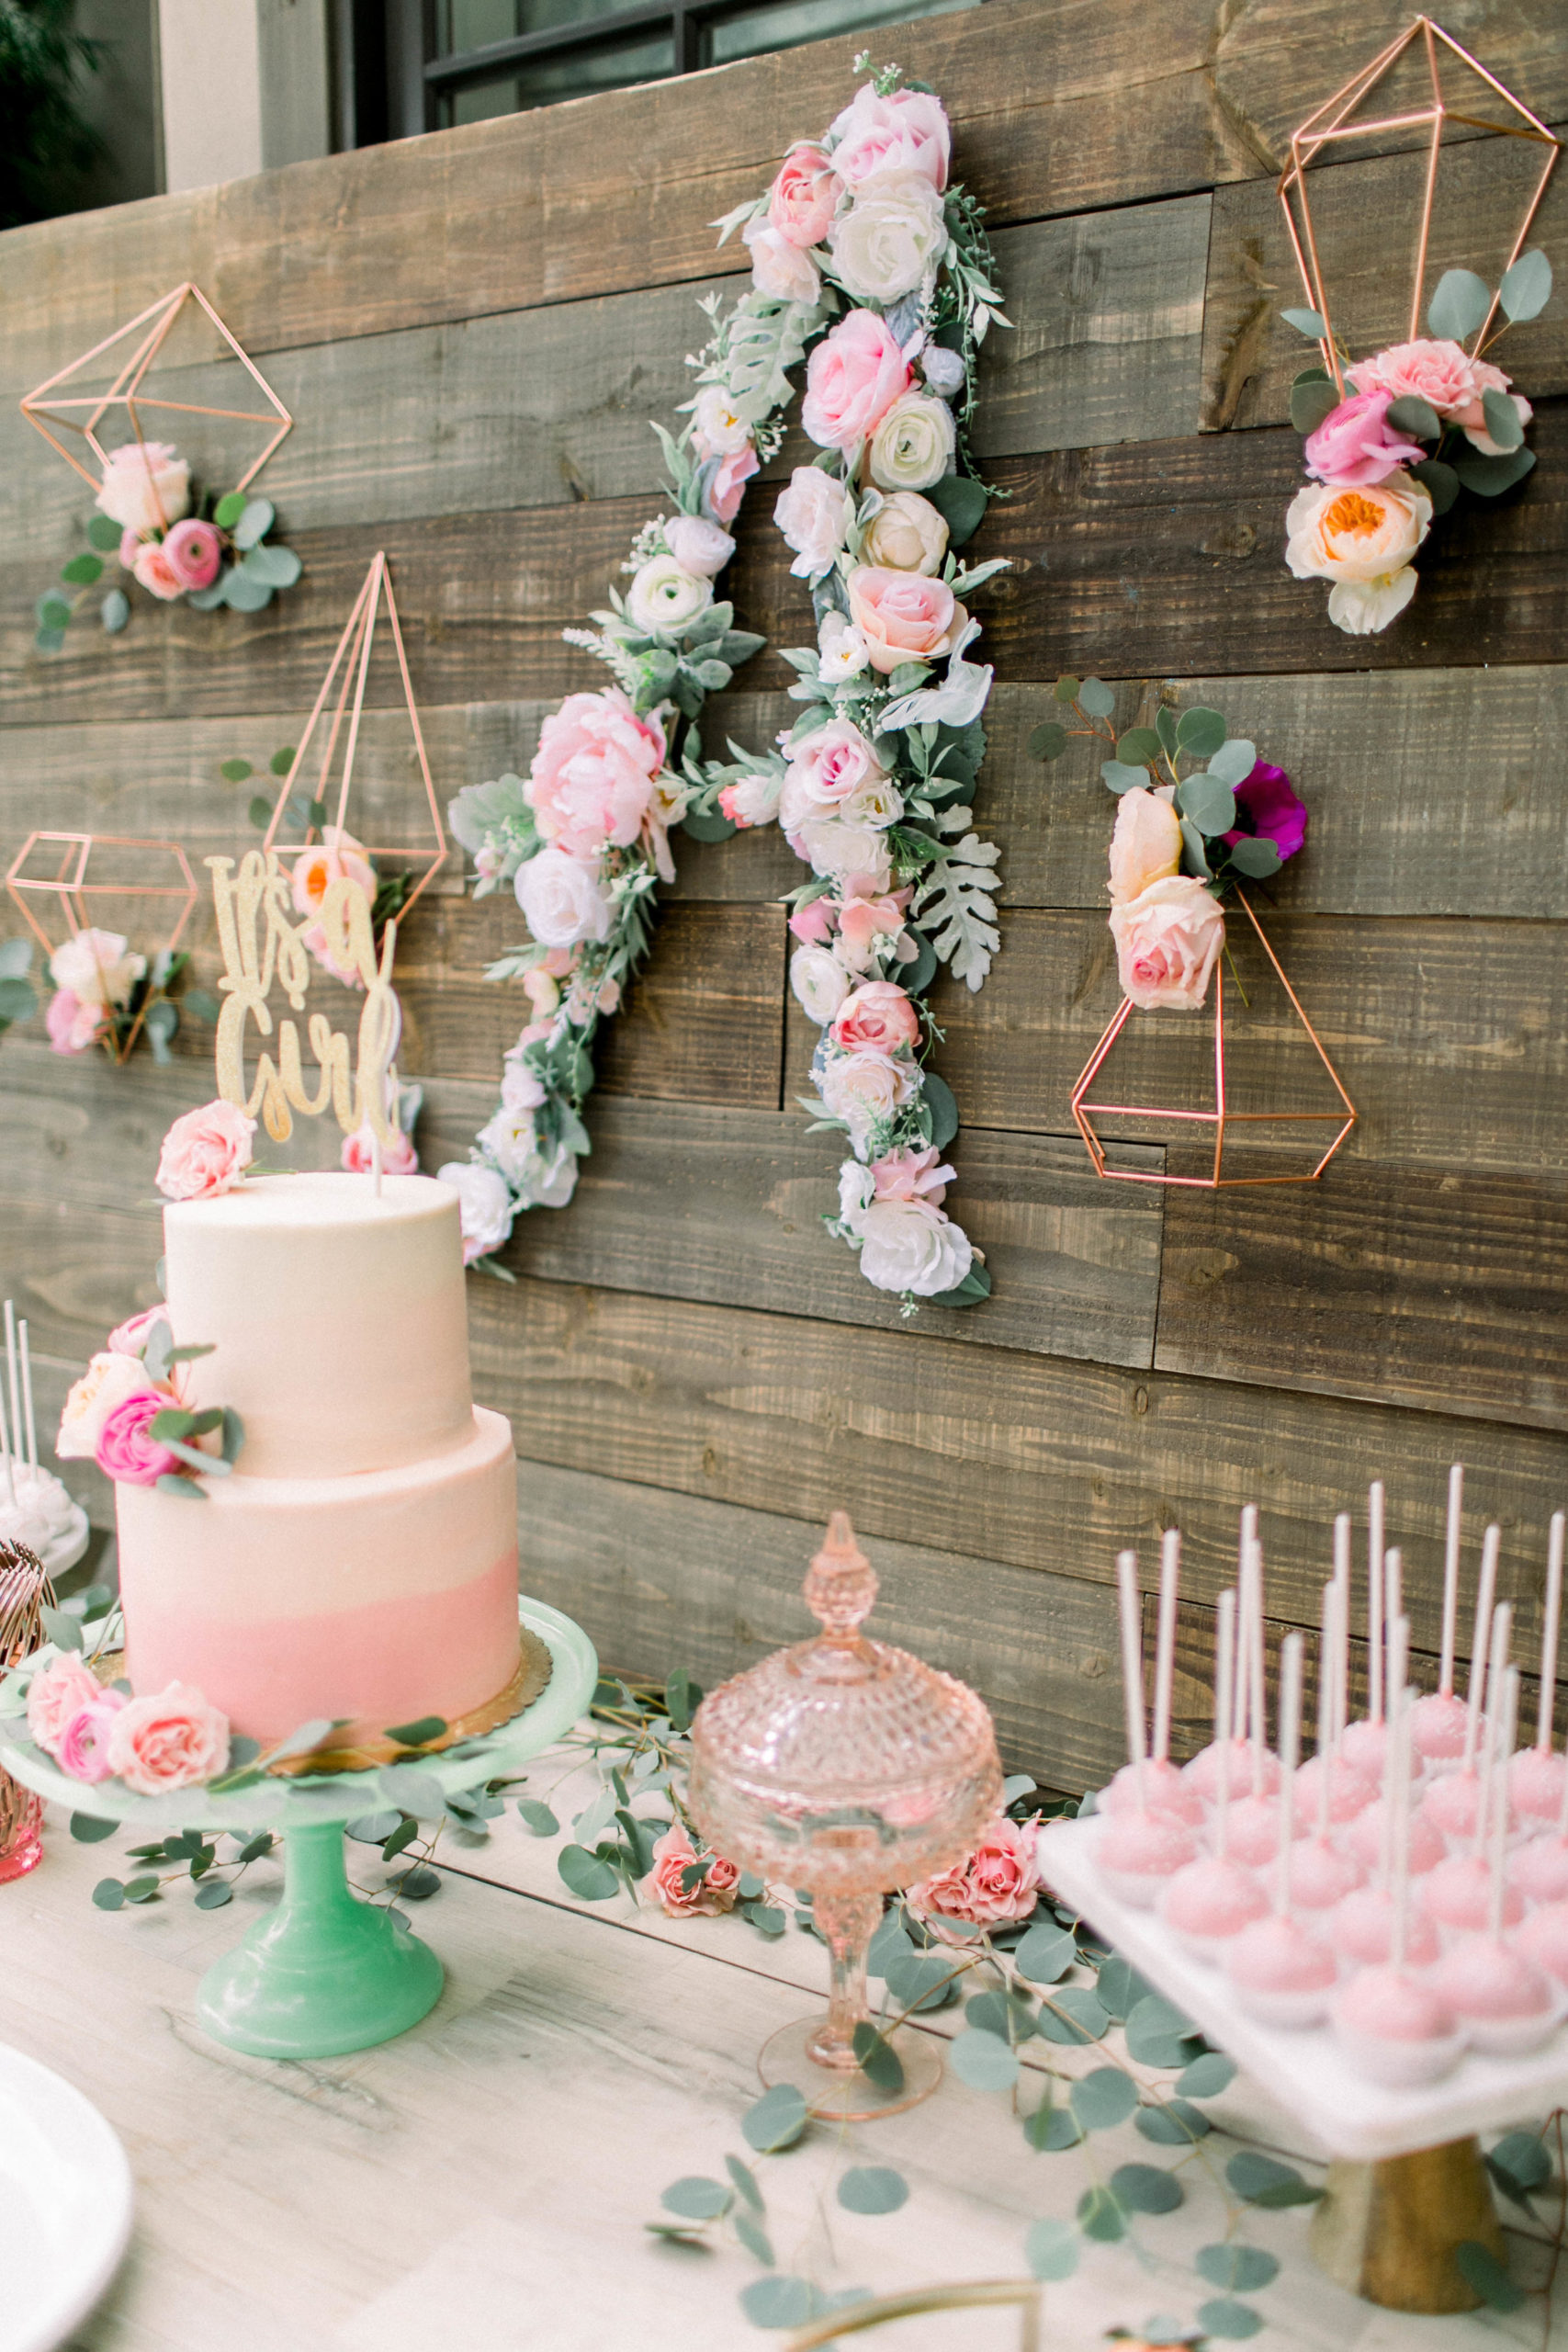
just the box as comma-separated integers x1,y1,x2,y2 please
1039,1815,1568,2162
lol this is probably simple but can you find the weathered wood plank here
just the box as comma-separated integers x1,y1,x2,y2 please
517,1459,1123,1790
1156,1161,1568,1432
1201,120,1568,433
470,1272,1567,1653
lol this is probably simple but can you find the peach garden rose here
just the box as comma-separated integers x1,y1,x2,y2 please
1108,787,1181,904
1284,472,1432,636
56,1350,161,1459
1110,874,1225,1012
649,1822,740,1917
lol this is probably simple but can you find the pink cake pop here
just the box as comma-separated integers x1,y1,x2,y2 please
1103,1529,1205,1826
1160,1589,1267,1957
1226,1632,1335,2025
1335,1883,1440,1968
1098,1550,1199,1905
1423,1603,1524,1943
1516,1900,1568,1987
1509,1511,1565,1824
1507,1678,1568,1906
1428,1666,1560,2053
1411,1464,1472,1762
1347,1608,1444,1877
1290,1579,1366,1916
1295,1539,1377,1824
1183,1510,1278,1801
1342,1488,1389,1778
1421,1522,1500,1842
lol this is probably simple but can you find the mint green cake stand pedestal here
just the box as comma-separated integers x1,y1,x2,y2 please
0,1597,597,2062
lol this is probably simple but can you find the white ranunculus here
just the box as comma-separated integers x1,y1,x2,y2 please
626,554,713,636
839,775,904,831
919,344,966,398
796,814,892,889
516,847,614,949
774,465,851,582
691,383,752,458
49,926,145,1009
1326,569,1421,635
743,219,822,306
837,1159,875,1226
856,1196,973,1295
868,391,956,492
791,944,852,1025
436,1160,515,1261
818,1046,919,1156
862,488,949,574
95,441,190,536
665,515,735,577
829,170,947,304
818,611,871,681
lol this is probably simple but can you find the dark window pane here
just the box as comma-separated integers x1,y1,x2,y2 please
702,0,978,69
438,0,646,49
440,30,678,120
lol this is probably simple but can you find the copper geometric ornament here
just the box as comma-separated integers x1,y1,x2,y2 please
1070,893,1357,1190
4,831,199,1064
261,552,449,916
19,281,292,509
1279,17,1562,396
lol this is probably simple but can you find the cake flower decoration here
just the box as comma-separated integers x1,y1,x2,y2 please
57,1270,246,1500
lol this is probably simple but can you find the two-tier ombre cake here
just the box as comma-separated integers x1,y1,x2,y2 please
114,1171,519,1745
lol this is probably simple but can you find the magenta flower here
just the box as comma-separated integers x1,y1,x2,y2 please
1303,388,1426,487
1224,761,1307,865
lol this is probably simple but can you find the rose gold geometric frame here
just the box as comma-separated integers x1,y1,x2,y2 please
261,552,448,915
5,831,198,1064
1279,17,1562,396
1071,893,1357,1190
19,281,292,521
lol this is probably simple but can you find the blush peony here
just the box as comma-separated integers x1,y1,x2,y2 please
105,1680,230,1794
526,687,666,857
847,567,966,673
1107,787,1181,904
802,309,911,451
154,1098,256,1201
829,978,920,1054
96,440,190,536
1348,336,1480,419
1110,875,1225,1012
648,1822,741,1917
768,142,843,246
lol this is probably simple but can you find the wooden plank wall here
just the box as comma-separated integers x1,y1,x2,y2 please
2,0,1565,1792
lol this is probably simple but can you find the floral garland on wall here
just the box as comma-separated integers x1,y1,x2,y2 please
443,61,1007,1314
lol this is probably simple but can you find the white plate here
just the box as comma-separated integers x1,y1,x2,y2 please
0,2044,132,2352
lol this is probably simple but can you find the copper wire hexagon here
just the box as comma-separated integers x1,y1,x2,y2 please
5,831,199,1064
19,281,293,524
1279,17,1562,395
1070,893,1357,1190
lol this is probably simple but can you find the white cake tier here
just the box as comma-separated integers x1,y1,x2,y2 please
116,1406,520,1746
164,1171,472,1479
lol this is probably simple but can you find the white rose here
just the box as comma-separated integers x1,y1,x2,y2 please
818,1046,919,1154
665,516,735,577
868,392,956,492
839,776,903,831
861,489,948,574
1326,570,1421,634
919,345,966,397
95,440,190,536
774,466,851,582
691,383,752,458
55,1350,157,1459
837,1159,875,1227
796,814,892,889
477,1104,537,1184
517,847,614,949
829,171,947,304
818,611,871,681
626,554,713,636
856,1197,973,1296
436,1160,515,1261
743,218,822,306
49,926,146,1010
791,945,852,1025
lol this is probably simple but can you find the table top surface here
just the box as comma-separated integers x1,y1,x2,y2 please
2,1745,1556,2352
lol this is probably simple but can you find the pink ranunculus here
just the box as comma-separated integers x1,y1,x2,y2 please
96,1389,185,1487
155,1097,257,1201
648,1822,741,1918
870,1143,953,1204
1303,388,1427,486
341,1122,419,1176
527,687,666,858
785,718,886,810
830,978,920,1055
26,1655,105,1759
1223,761,1307,865
107,1306,166,1358
1107,787,1181,906
56,1693,127,1783
829,84,951,190
847,567,966,674
1348,336,1481,420
768,142,843,246
907,1815,1040,1928
105,1680,229,1795
707,443,759,526
802,310,911,452
163,516,223,591
1110,875,1226,1012
46,987,105,1056
132,540,186,601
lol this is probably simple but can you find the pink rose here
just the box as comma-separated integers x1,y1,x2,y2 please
847,566,966,673
118,527,140,570
707,444,759,526
788,898,836,944
1348,337,1480,419
1108,787,1181,905
907,1816,1039,1928
132,540,186,601
829,85,951,191
46,987,104,1055
105,1680,229,1795
57,1694,126,1783
768,143,842,245
155,1098,257,1201
56,1350,160,1459
802,311,911,452
107,1306,166,1358
27,1655,105,1759
830,979,920,1054
527,687,666,858
163,517,223,591
870,1143,952,1204
1303,388,1426,486
1110,875,1225,1012
96,1389,185,1487
784,718,886,811
648,1823,741,1917
342,1123,419,1175
743,219,821,305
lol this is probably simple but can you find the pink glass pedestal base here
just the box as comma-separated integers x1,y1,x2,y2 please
0,1780,43,1883
759,2017,943,2121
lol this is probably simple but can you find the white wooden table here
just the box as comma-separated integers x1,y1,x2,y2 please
1,1750,1556,2352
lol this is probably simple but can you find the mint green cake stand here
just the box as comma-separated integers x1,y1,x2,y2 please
0,1597,596,2062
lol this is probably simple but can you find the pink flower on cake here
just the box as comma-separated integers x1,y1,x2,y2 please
1107,787,1181,905
342,1123,419,1176
56,1350,160,1459
163,517,223,591
290,826,377,919
847,566,966,673
45,987,106,1055
26,1654,105,1758
768,142,842,246
907,1815,1040,1928
802,310,911,451
132,540,186,600
95,1390,186,1486
526,688,666,858
1303,389,1425,487
155,1098,256,1201
56,1693,127,1782
707,444,758,526
1110,875,1225,1012
105,1681,230,1795
95,440,189,536
106,1306,166,1358
648,1823,741,1917
830,979,919,1055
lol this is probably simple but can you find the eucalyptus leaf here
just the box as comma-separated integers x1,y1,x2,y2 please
1028,721,1067,761
194,1877,233,1909
1385,392,1442,442
725,2154,763,2211
384,1715,448,1747
37,595,72,630
1206,737,1257,787
1053,675,1080,704
1175,705,1226,759
1478,386,1524,451
1024,2217,1078,2280
734,2212,774,2267
1179,818,1212,879
661,2176,732,2221
1197,2299,1264,2339
883,1948,958,2010
967,1988,1036,2042
1289,377,1341,435
1176,2050,1236,2098
1225,2150,1323,2208
69,1811,117,1843
1225,837,1281,879
923,471,988,546
1028,2103,1083,2152
1486,2129,1551,2199
100,588,130,634
92,1878,126,1910
1155,705,1179,756
221,569,274,612
1454,2240,1525,2312
1115,727,1163,764
1500,247,1552,322
1110,2161,1182,2213
1408,457,1460,514
374,1765,447,1818
1069,2066,1138,2132
1093,1956,1152,2020
739,2276,815,2329
838,2165,908,2215
1452,446,1535,497
0,939,32,980
1427,266,1492,343
742,2083,808,2153
1197,2245,1279,2292
269,744,298,775
1014,1921,1077,1984
1280,306,1327,338
950,2027,1020,2092
241,541,301,588
1077,677,1115,719
40,1604,84,1653
1175,774,1236,837
1035,1986,1108,2044
213,491,248,529
517,1797,559,1836
232,497,275,549
852,2022,904,2092
186,582,226,611
1125,1994,1201,2068
921,1069,959,1151
86,512,124,551
1077,2185,1124,2243
1101,760,1151,795
558,1843,620,1900
61,550,104,585
1135,2099,1211,2144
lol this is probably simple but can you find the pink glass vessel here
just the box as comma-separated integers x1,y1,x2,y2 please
0,1540,54,1883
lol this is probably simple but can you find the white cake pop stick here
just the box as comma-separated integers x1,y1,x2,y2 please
1232,1513,1256,1747
1488,1664,1520,1940
1315,1579,1335,1846
1152,1527,1179,1767
1275,1631,1304,1912
1440,1464,1464,1696
1461,1527,1501,1774
1116,1550,1147,1811
1471,1601,1512,1860
0,1358,15,1509
3,1301,20,1497
1246,1535,1268,1790
1391,1686,1413,1972
18,1317,37,1475
1213,1587,1237,1855
1381,1614,1410,1886
1368,1482,1385,1725
1537,1514,1563,1754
